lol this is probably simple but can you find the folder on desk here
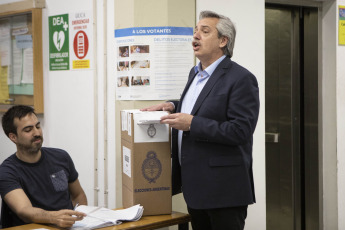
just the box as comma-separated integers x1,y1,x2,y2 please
72,204,144,229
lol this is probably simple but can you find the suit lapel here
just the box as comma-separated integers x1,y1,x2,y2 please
190,57,232,115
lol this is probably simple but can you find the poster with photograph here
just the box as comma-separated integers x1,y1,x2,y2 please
115,26,194,100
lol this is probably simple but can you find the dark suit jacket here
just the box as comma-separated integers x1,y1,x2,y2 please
171,56,260,210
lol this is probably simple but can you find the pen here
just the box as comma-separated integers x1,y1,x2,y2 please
74,202,79,211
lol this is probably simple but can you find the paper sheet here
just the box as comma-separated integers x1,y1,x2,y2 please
0,19,11,67
72,205,144,229
136,111,168,124
11,39,22,85
16,35,33,49
123,146,131,178
11,15,27,29
22,48,33,84
0,65,10,104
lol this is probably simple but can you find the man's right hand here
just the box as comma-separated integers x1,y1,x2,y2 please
141,102,175,112
50,209,86,228
4,189,86,228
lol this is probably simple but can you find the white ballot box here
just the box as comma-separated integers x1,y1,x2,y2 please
121,110,172,216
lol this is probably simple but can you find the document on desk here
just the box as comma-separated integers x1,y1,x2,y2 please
72,204,144,229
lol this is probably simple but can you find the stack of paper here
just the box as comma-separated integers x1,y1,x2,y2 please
72,204,144,229
136,111,169,125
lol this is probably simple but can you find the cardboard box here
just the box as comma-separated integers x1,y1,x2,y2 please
121,110,172,216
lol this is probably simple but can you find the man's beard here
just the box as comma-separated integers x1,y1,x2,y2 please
17,136,43,154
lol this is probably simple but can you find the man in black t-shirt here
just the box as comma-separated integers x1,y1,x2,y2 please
0,105,87,228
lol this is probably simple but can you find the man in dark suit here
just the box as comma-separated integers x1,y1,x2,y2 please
142,10,259,230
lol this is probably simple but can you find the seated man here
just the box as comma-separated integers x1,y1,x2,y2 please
0,105,87,228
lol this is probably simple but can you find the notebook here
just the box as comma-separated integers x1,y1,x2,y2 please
72,204,144,229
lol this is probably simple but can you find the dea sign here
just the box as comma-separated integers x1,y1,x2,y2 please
49,14,69,70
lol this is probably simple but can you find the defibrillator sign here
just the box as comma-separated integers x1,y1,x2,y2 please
48,14,70,71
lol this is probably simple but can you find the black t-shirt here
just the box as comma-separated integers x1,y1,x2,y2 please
0,147,79,227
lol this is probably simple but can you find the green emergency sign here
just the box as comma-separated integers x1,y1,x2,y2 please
48,14,69,70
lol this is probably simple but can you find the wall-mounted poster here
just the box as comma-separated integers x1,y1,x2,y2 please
115,26,194,100
49,14,70,71
70,10,93,69
49,11,93,71
339,5,345,45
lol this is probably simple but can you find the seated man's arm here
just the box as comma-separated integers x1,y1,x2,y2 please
69,178,87,207
4,189,85,228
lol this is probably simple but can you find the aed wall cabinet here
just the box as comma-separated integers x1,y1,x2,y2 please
0,8,43,113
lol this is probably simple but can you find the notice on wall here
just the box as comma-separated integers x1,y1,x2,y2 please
49,12,94,71
0,19,11,67
339,5,345,45
115,26,194,100
0,63,10,104
123,146,131,178
49,14,70,70
70,11,93,69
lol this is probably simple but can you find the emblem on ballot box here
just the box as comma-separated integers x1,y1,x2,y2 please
142,151,162,183
147,124,156,137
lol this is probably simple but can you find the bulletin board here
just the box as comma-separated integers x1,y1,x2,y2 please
0,8,43,113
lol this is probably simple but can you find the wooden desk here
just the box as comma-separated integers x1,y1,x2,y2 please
2,211,191,230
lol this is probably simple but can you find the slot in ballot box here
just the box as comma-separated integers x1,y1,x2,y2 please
121,110,172,216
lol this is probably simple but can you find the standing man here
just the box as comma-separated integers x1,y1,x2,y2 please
0,105,87,228
142,11,260,230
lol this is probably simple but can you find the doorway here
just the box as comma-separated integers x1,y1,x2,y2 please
265,5,319,230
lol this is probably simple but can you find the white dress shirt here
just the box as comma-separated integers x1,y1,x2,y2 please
178,55,226,164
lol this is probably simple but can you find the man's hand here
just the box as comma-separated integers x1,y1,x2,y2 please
141,102,174,112
4,189,86,228
50,209,86,228
160,113,193,131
